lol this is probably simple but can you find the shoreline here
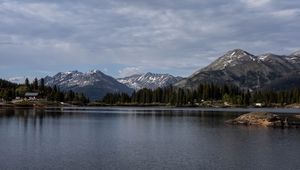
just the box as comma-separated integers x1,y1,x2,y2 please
1,102,300,108
1,103,300,115
3,99,300,109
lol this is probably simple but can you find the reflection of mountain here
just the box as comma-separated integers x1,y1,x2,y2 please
44,70,133,100
175,49,300,90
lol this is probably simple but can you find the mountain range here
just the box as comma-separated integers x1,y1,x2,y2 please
43,71,182,100
117,72,182,90
175,49,300,90
36,48,300,100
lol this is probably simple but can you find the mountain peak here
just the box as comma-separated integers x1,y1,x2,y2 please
88,69,103,74
203,49,256,71
226,49,251,56
224,49,255,60
90,69,99,73
62,70,79,74
44,70,133,100
71,70,80,73
55,70,81,77
143,72,169,77
144,72,155,76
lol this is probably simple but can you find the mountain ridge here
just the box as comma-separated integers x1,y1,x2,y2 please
44,70,133,100
175,49,300,90
117,72,182,90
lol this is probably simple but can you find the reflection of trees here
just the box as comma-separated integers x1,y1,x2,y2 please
0,108,64,120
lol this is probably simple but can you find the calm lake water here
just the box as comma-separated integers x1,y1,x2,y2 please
0,107,299,170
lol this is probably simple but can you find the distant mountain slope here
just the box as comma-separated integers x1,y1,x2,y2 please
263,72,300,90
175,49,300,90
44,70,133,100
117,72,183,90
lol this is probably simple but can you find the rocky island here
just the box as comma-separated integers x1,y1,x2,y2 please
226,112,300,128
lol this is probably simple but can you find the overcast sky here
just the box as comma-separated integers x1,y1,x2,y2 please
1,0,300,82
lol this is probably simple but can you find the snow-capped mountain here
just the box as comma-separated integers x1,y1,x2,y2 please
175,49,300,90
201,49,257,71
117,72,183,90
44,70,133,100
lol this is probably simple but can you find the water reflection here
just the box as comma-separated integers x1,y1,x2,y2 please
0,107,299,170
0,108,66,134
0,107,270,130
0,108,63,118
0,107,240,134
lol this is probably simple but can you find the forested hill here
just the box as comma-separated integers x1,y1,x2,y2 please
0,79,16,88
0,78,89,104
0,79,17,101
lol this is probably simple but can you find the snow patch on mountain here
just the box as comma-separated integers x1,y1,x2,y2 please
258,54,269,61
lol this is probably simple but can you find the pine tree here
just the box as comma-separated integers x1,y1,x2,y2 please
25,78,30,88
39,78,45,91
33,78,38,91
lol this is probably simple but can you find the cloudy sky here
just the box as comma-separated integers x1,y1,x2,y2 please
1,0,300,82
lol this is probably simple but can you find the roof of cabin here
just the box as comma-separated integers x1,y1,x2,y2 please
25,92,39,97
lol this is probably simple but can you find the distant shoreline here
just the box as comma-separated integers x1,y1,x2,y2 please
2,102,300,114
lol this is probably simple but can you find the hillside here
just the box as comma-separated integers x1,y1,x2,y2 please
175,49,300,90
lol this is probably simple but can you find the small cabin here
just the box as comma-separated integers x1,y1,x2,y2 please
25,92,39,100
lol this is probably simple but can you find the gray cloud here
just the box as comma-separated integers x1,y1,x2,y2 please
0,0,300,79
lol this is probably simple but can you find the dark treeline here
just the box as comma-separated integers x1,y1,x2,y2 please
251,89,300,105
102,83,300,106
0,79,16,101
102,84,248,106
0,78,89,104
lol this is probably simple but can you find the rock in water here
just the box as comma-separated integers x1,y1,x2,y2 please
226,112,284,127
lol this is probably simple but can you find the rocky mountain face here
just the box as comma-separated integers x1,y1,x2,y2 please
117,72,183,90
175,49,300,90
44,70,133,100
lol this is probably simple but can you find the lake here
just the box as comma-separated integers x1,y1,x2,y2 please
0,107,299,170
